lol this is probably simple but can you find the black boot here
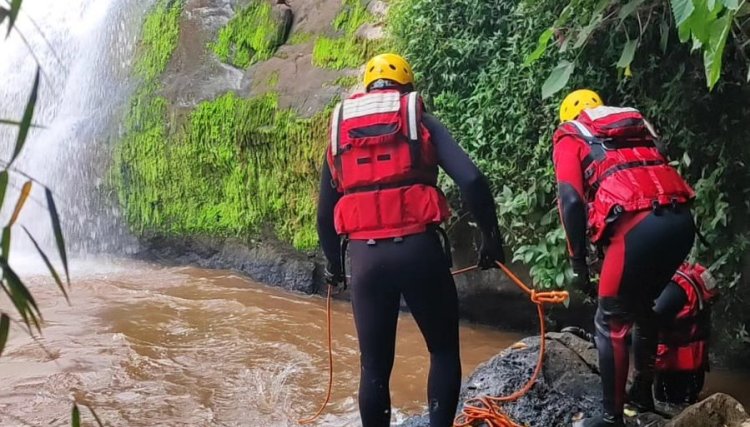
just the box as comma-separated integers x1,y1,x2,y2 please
573,414,625,427
626,377,655,412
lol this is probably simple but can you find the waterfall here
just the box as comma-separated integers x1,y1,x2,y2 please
0,0,151,267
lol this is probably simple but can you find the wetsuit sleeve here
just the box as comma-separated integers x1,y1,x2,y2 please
422,114,502,241
553,136,588,262
316,157,343,270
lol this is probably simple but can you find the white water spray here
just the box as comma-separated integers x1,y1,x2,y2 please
0,0,149,267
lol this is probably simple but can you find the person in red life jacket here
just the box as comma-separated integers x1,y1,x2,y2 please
316,53,505,427
649,262,718,405
553,89,696,427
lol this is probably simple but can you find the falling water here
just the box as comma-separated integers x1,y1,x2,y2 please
0,0,146,265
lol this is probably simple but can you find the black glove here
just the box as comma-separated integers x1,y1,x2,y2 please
324,261,345,289
478,229,506,270
570,257,596,299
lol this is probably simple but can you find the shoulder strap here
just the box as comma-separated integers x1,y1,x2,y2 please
566,120,606,173
330,101,344,156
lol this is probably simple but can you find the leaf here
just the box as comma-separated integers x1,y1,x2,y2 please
6,0,21,37
22,226,68,303
11,68,40,165
9,181,31,226
1,227,10,261
723,0,739,9
0,119,45,128
619,0,646,21
573,14,604,49
541,60,575,99
660,20,670,53
524,28,554,66
0,7,8,24
71,403,81,427
616,39,638,68
45,188,69,286
672,0,696,26
85,404,104,427
0,257,41,332
0,313,9,357
0,171,8,209
704,14,733,89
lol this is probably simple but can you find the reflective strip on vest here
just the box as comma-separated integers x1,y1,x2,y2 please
342,91,401,120
407,92,419,141
330,102,343,155
569,120,594,138
675,269,705,311
584,106,639,121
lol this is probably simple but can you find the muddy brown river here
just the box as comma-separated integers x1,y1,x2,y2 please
0,259,747,426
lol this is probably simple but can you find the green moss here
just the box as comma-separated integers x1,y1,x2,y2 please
333,75,359,88
312,0,382,70
115,91,329,250
266,71,280,88
134,0,182,80
212,0,285,68
288,31,313,45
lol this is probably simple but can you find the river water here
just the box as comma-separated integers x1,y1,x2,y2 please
0,259,522,426
0,259,749,426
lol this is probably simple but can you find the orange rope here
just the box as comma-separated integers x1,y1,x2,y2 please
297,285,334,425
298,262,569,426
451,261,568,427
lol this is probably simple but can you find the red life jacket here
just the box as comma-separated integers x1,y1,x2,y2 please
656,263,719,372
554,106,695,242
326,90,450,240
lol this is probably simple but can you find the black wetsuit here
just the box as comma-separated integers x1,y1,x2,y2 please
317,114,502,427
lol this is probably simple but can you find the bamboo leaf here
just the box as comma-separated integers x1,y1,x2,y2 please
0,171,8,210
11,67,40,165
541,60,575,99
0,119,45,129
9,181,32,226
45,188,69,286
1,227,10,261
0,313,9,357
0,257,41,332
71,403,81,427
85,404,104,427
6,0,22,37
22,226,68,303
0,7,8,25
704,13,733,89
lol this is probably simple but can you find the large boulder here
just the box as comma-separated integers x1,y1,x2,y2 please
666,393,750,427
397,332,665,427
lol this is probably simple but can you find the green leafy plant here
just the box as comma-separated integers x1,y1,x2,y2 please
525,0,750,98
390,0,750,366
134,0,182,80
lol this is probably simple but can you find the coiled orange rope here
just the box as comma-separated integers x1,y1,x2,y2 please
451,261,568,427
298,261,568,426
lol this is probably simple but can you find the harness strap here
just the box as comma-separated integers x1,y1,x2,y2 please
590,159,665,192
343,178,431,194
674,269,705,311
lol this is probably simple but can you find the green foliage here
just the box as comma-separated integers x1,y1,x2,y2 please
391,0,750,365
134,0,182,80
312,0,382,70
526,0,749,96
288,31,313,45
333,75,359,88
212,0,285,68
114,91,328,250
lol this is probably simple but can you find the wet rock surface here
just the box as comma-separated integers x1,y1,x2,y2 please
398,332,748,427
137,235,323,294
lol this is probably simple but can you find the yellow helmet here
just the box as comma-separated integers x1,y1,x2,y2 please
363,53,414,89
559,89,604,123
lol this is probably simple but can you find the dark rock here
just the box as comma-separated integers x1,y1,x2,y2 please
137,235,323,294
398,333,671,427
666,393,750,427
